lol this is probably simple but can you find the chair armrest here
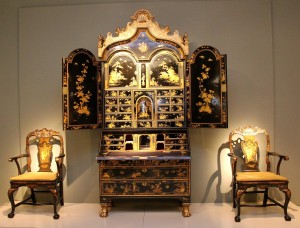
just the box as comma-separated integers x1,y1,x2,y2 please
55,153,65,159
267,151,289,175
268,151,289,160
8,154,29,175
8,153,28,162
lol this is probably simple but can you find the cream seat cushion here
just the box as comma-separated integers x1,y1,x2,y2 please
236,171,288,182
10,172,57,181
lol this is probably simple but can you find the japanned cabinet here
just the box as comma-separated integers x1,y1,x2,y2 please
62,9,227,217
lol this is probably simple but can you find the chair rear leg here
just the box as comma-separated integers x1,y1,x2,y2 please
30,188,36,204
263,188,268,206
7,187,18,218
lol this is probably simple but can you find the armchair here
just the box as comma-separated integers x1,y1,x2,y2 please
8,128,65,219
228,126,291,222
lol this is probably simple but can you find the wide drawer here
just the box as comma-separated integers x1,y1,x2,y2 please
100,166,189,179
100,180,190,196
98,159,190,167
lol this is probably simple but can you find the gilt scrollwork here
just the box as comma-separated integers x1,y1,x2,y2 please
98,9,189,59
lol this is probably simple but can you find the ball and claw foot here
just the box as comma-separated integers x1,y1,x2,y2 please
182,204,191,217
8,213,15,218
99,205,109,217
235,216,241,222
284,215,291,221
182,210,192,217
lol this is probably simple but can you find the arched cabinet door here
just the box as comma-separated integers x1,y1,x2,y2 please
187,46,228,128
62,49,101,130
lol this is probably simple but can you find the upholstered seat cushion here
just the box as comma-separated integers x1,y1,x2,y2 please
10,172,57,181
236,171,288,182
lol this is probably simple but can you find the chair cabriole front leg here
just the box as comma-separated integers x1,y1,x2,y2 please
281,187,291,221
7,187,18,218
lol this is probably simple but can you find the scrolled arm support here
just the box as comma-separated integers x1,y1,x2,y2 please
228,153,237,176
8,154,29,175
55,154,65,178
268,151,289,175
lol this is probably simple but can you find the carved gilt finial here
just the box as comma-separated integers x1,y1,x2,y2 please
130,9,154,23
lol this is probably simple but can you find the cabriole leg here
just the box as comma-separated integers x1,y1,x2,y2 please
234,189,245,222
50,189,60,219
7,187,18,218
281,188,291,221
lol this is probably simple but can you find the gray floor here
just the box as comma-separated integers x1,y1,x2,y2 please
0,201,299,228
